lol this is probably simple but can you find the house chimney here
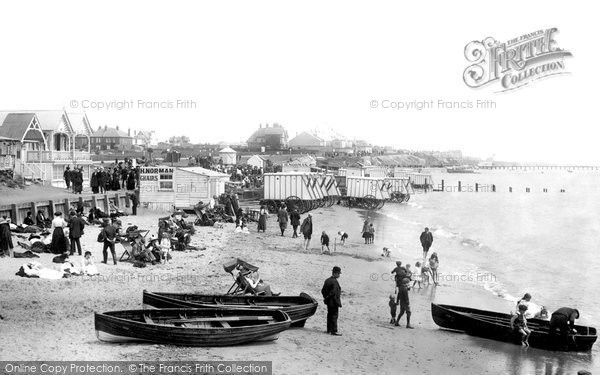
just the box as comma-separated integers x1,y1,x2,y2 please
128,128,131,136
116,125,119,131
104,125,107,130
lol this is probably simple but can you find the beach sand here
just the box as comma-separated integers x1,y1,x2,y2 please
0,205,521,374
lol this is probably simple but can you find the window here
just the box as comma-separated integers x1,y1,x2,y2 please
159,173,174,191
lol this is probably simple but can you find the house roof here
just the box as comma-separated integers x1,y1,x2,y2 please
0,113,45,142
247,124,288,143
0,110,73,133
219,147,236,153
67,112,93,136
179,167,230,177
288,132,325,147
92,126,130,138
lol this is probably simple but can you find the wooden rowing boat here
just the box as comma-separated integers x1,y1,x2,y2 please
142,290,318,327
95,308,292,346
431,303,597,352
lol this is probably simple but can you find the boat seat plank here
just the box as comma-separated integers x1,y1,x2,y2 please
220,321,232,328
166,316,275,323
143,315,155,324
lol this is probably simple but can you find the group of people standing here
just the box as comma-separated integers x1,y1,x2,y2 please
63,166,85,194
90,164,138,194
258,204,314,250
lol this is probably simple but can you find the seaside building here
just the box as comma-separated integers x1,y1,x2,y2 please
288,131,326,151
218,147,237,166
354,140,372,154
247,123,288,151
244,155,267,169
0,110,93,186
133,130,155,148
138,165,229,210
91,125,133,150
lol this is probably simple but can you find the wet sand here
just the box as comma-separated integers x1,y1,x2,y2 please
0,205,589,374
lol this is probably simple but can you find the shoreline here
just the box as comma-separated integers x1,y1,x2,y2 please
0,205,595,374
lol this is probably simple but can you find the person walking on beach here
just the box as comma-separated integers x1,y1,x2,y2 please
290,208,301,238
277,204,288,236
300,214,313,249
63,166,72,190
257,205,268,233
420,227,433,262
320,231,331,254
321,266,342,335
361,219,370,244
368,223,375,244
395,277,414,328
68,212,85,256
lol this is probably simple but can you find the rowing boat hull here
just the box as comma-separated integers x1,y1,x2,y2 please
95,308,292,346
431,303,597,352
142,290,318,327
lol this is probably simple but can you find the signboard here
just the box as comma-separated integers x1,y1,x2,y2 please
139,166,174,191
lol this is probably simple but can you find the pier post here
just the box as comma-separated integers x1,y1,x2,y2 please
475,183,479,192
10,204,18,223
492,184,496,192
48,200,55,216
441,179,444,191
458,181,462,192
509,187,512,193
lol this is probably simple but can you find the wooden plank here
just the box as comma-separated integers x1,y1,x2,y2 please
143,315,155,324
166,316,275,323
220,321,231,328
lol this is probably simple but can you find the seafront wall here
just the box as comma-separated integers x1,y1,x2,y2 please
0,193,130,224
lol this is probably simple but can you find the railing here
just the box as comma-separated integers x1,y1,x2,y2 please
26,150,91,162
0,155,15,169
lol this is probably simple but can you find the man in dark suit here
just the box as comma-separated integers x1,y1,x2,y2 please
420,227,433,262
68,212,85,255
321,266,342,336
129,192,139,216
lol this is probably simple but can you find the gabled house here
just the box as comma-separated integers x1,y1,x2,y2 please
288,132,326,150
0,110,93,186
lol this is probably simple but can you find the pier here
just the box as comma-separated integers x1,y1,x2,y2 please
478,165,600,171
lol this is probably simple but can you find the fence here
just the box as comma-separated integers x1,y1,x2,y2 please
0,193,130,224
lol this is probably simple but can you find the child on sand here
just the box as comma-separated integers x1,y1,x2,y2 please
412,262,423,289
381,247,391,257
338,231,348,245
320,231,330,254
388,294,397,324
510,304,531,346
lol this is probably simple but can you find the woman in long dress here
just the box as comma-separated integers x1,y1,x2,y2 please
257,205,268,232
50,212,68,254
0,216,14,257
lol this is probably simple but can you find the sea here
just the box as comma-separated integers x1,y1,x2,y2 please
356,169,599,373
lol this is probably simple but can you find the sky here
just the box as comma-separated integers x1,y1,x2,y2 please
0,1,597,164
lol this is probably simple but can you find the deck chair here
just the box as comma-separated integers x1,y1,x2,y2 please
119,229,150,261
227,272,266,296
223,258,263,295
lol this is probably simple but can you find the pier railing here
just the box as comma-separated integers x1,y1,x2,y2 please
26,150,91,163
